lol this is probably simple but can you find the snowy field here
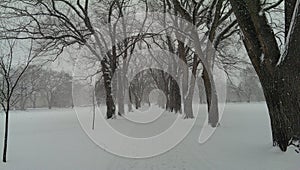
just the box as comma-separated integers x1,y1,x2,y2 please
0,103,299,170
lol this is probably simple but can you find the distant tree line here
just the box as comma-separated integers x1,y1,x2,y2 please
10,66,73,110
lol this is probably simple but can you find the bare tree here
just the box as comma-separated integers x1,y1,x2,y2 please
38,69,71,109
10,65,43,110
156,0,238,124
0,39,40,162
0,0,124,118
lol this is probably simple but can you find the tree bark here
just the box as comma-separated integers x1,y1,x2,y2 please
101,57,116,119
170,78,181,113
202,67,219,127
117,68,125,116
2,109,9,163
230,0,300,151
126,82,133,112
183,54,199,119
124,76,132,112
260,68,300,151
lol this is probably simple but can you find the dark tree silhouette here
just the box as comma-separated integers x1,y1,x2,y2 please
229,0,300,151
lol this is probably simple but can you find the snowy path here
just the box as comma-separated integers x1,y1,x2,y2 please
0,103,299,170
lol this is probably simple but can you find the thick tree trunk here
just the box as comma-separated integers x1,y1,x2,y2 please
202,68,219,127
230,0,300,151
170,78,181,113
123,64,132,113
184,72,196,119
165,35,181,113
179,42,189,112
2,110,9,163
184,97,194,118
169,59,181,113
134,93,141,109
197,78,206,104
182,60,196,118
164,80,170,111
101,58,116,119
258,61,300,151
126,85,133,112
254,66,300,152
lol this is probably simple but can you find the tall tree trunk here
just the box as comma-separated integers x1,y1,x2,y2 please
260,67,300,151
197,78,206,104
165,35,181,113
2,109,9,162
169,78,181,113
32,93,37,108
178,41,189,108
101,58,116,119
256,52,300,150
202,67,219,127
47,93,53,109
134,93,141,109
165,77,171,111
183,54,199,119
184,73,196,119
125,78,132,112
117,68,125,116
126,81,132,112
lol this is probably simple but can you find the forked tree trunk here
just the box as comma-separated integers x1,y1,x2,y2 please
258,63,300,151
230,0,300,151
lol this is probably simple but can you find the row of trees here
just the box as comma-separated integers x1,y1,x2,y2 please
0,0,299,162
14,66,73,110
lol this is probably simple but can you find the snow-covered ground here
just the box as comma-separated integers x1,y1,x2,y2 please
0,103,299,170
